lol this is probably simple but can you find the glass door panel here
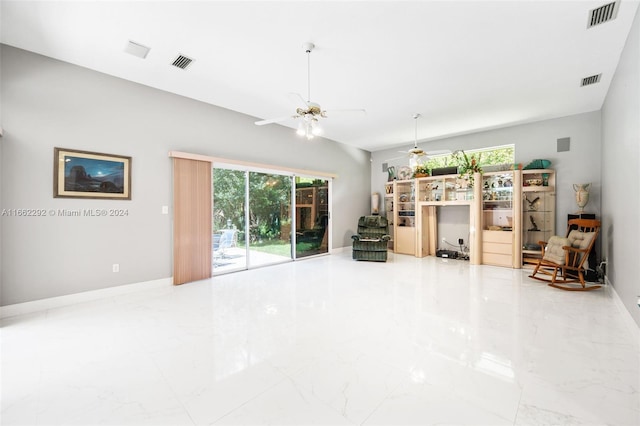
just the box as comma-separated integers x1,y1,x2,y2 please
295,177,329,258
248,172,293,268
213,168,247,274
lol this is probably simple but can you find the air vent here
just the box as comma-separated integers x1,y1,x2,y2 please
171,54,194,70
581,74,602,86
587,1,619,28
124,41,150,59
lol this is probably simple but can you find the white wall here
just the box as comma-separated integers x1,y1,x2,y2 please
372,111,602,241
601,6,640,327
0,45,371,305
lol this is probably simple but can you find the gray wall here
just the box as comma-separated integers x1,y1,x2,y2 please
602,6,640,327
0,45,371,305
372,111,603,239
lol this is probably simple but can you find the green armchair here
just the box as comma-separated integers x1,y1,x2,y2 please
351,215,391,262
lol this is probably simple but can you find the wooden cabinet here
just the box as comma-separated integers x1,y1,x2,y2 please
521,169,555,266
393,179,415,254
481,171,522,268
382,168,554,270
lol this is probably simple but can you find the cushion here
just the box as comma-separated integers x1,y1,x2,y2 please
567,230,595,269
359,216,387,228
543,236,570,265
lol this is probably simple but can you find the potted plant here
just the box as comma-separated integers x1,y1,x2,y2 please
454,150,482,186
413,165,430,178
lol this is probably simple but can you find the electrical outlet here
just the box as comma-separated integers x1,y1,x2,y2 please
113,264,119,273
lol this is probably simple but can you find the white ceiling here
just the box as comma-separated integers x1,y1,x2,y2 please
1,1,638,152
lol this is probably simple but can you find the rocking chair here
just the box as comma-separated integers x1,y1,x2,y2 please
529,218,601,291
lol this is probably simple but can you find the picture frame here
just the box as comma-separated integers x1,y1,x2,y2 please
53,147,132,199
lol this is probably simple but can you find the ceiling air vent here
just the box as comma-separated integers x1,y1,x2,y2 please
581,74,602,86
587,1,619,28
171,54,194,70
124,40,151,59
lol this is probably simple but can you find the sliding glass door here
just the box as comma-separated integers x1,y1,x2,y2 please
248,171,292,268
212,168,247,273
295,177,330,258
213,166,330,274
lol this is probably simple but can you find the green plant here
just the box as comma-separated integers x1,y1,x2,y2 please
454,150,482,174
413,164,429,177
454,150,482,185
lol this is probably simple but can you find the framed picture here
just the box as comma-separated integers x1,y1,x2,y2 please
54,147,132,199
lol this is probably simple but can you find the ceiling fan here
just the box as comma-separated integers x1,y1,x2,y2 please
385,113,451,167
254,42,365,140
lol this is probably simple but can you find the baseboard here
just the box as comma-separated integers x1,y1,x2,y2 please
606,275,640,340
0,277,173,319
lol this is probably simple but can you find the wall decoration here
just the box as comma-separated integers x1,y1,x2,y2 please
54,148,131,199
573,183,590,213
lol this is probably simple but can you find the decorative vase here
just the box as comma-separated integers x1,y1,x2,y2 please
371,192,380,215
573,183,591,213
387,166,396,182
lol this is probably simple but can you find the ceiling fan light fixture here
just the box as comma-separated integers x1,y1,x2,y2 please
296,122,306,136
409,154,418,170
296,118,321,140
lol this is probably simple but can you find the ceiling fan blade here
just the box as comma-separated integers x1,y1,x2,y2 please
254,115,299,126
384,155,407,163
288,92,309,108
323,109,366,116
426,149,452,156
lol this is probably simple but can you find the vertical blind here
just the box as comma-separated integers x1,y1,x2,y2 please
173,158,212,285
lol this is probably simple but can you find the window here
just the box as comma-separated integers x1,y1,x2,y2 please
422,145,515,171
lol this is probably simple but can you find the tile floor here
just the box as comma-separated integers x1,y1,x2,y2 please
2,251,639,425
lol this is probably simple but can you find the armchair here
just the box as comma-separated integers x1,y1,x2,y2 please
351,215,391,262
529,218,601,291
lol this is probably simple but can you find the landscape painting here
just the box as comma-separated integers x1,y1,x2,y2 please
54,148,131,199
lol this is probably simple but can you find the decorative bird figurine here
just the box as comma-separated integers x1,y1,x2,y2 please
528,215,540,231
525,195,540,211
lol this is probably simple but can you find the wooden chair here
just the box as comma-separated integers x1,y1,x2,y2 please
529,218,601,291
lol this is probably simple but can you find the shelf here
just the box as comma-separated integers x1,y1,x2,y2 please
483,187,513,192
523,186,554,192
483,207,512,211
417,200,473,207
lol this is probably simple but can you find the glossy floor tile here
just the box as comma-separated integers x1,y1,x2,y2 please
2,251,639,425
